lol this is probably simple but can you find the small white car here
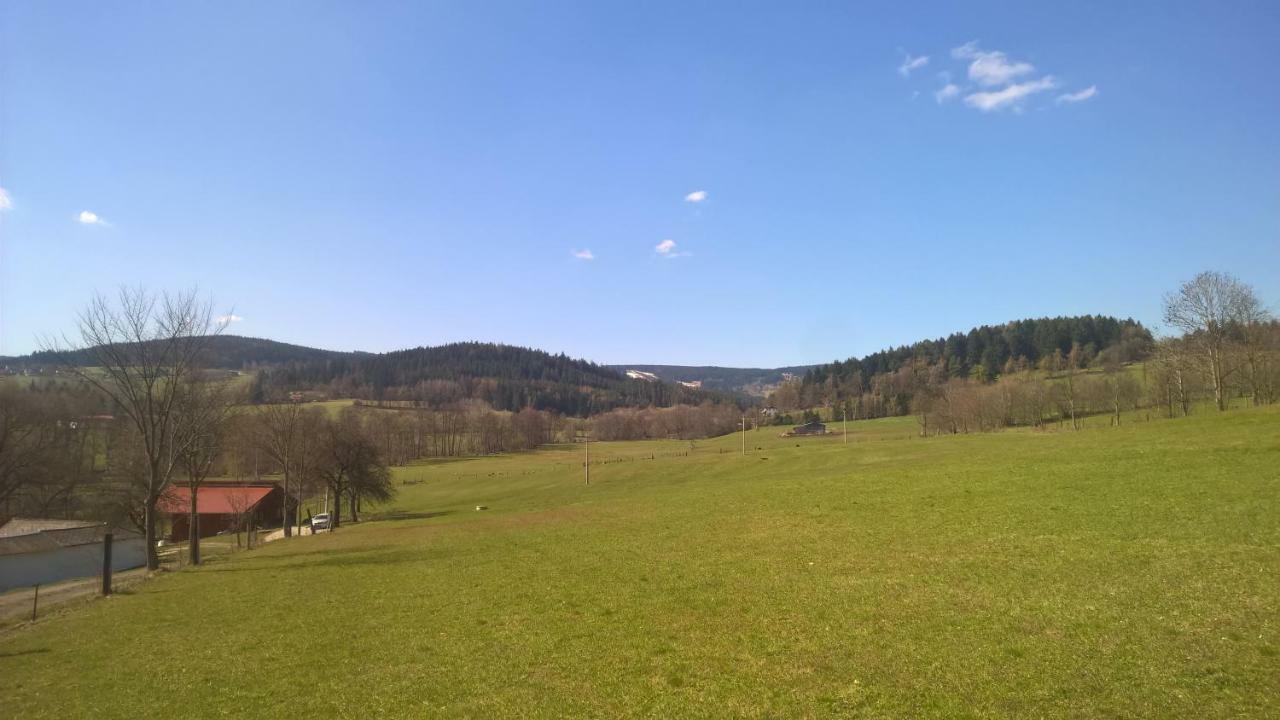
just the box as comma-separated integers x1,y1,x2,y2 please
310,513,331,532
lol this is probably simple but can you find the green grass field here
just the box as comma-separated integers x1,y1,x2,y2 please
2,408,1277,718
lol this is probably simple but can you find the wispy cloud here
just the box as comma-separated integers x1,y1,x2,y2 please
928,42,1088,114
0,188,11,212
216,314,244,326
684,190,708,203
964,76,1056,112
1056,85,1098,104
952,41,1034,86
655,239,691,258
898,53,929,77
78,210,110,226
572,249,595,260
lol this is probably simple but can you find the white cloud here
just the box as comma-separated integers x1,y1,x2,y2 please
655,239,691,258
935,84,960,103
216,314,244,326
0,188,11,211
1056,85,1098,104
684,190,708,203
77,210,109,226
964,76,1056,112
572,249,594,260
898,53,929,77
952,41,1035,87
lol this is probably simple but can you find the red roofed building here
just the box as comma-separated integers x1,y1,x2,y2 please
158,484,290,542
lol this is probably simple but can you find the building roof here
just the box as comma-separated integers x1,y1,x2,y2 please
0,517,100,538
157,485,277,515
0,521,137,557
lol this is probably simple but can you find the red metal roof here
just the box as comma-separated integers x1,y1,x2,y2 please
158,485,275,515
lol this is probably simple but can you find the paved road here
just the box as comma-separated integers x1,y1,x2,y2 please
0,568,148,624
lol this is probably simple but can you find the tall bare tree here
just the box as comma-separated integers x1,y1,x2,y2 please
48,288,223,569
1162,271,1262,411
256,401,304,537
0,385,63,517
1063,343,1082,430
312,410,391,529
174,375,239,565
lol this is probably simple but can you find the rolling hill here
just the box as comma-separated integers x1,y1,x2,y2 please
0,335,356,370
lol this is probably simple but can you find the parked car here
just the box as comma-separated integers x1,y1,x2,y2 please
310,513,331,532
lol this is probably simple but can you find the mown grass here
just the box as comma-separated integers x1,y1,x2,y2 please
1,408,1277,718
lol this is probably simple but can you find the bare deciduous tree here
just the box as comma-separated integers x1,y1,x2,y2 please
174,375,239,565
0,385,65,516
256,401,305,537
1162,271,1263,411
47,287,223,569
311,409,392,530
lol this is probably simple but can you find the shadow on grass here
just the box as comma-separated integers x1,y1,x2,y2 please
198,545,430,574
0,648,50,659
409,456,483,467
367,510,453,522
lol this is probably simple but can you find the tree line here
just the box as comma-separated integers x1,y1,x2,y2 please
770,273,1276,434
780,315,1153,417
247,341,726,416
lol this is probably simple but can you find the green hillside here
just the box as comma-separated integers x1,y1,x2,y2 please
2,406,1276,718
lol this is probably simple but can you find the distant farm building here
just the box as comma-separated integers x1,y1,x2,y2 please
157,484,290,542
761,406,778,418
791,421,828,436
0,518,146,593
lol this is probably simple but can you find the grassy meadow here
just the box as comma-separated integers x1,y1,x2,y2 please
1,407,1277,718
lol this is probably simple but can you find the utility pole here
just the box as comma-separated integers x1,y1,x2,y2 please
741,416,746,455
843,410,847,444
583,437,590,485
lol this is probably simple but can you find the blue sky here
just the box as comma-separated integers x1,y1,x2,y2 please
1,2,1277,366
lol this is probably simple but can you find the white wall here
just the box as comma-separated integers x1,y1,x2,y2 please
0,538,147,593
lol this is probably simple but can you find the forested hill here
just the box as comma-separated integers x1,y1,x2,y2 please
250,342,722,415
0,335,355,370
803,315,1152,390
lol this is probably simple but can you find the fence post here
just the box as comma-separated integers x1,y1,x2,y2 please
102,532,113,597
31,584,39,621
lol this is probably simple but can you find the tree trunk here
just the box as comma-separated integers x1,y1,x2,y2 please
1066,374,1078,430
144,500,160,570
189,489,201,566
349,491,359,524
281,456,292,538
1210,347,1227,411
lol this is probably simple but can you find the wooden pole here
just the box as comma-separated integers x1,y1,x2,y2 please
102,532,113,597
583,439,589,485
741,416,746,455
31,584,39,621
